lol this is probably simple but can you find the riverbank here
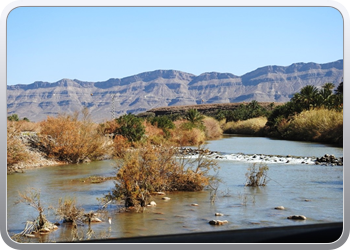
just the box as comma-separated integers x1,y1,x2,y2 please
7,132,113,174
7,148,66,174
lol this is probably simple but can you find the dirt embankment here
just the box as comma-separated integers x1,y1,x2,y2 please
138,102,283,117
7,133,65,174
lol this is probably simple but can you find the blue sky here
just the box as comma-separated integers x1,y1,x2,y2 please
7,6,343,85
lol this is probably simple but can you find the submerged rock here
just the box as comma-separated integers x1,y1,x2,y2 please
215,213,224,216
83,212,103,223
39,227,51,232
90,217,102,223
24,233,36,238
274,206,285,210
152,192,166,195
315,154,343,166
287,215,307,220
148,201,157,206
209,220,228,225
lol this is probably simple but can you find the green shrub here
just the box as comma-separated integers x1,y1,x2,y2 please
149,116,175,137
223,101,270,122
7,114,19,121
115,114,145,142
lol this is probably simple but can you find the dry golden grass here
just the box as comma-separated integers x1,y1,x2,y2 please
203,117,223,140
15,120,41,133
223,117,267,135
285,108,343,144
245,163,269,187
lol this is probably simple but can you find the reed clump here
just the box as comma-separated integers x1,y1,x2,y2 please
278,108,343,144
56,197,85,224
223,117,267,135
245,163,269,187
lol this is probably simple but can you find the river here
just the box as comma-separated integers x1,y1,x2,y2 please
6,135,343,242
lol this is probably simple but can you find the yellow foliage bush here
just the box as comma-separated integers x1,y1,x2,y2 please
170,120,206,146
108,143,217,209
203,117,223,140
7,121,30,168
143,121,167,145
113,135,131,158
39,112,112,163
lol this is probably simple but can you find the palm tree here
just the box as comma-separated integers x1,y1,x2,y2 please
292,85,319,110
334,81,343,109
335,81,343,95
185,109,204,125
318,88,333,108
248,100,259,110
322,82,335,91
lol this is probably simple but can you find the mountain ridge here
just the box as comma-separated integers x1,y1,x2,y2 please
7,59,343,122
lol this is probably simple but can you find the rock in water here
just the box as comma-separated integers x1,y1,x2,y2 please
215,213,224,216
287,215,307,220
274,206,285,210
148,201,157,206
209,220,228,225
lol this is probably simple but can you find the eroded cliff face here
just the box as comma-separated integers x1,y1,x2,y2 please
7,60,343,122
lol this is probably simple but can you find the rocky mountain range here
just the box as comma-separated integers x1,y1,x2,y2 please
7,59,343,122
